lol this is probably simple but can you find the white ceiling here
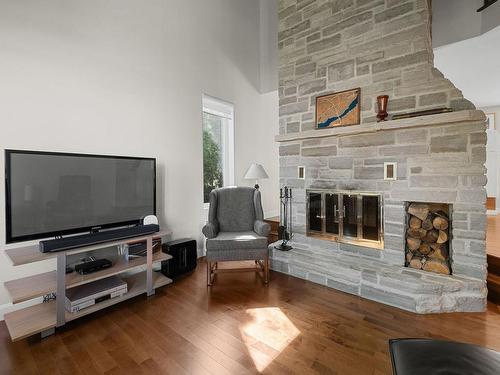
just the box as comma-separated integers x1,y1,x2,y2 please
433,25,500,108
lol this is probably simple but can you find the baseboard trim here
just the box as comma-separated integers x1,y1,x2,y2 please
487,210,497,216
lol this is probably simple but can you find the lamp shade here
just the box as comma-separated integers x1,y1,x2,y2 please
244,163,269,180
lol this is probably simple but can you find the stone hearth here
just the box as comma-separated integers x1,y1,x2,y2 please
273,0,487,313
270,234,485,314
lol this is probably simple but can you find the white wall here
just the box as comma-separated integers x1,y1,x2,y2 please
259,0,278,93
482,1,500,34
0,0,279,309
432,0,483,48
481,106,500,209
434,26,500,108
432,0,500,47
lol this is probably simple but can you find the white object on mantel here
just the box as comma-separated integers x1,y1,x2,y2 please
244,163,269,189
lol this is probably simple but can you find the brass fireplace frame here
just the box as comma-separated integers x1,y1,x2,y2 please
306,189,384,250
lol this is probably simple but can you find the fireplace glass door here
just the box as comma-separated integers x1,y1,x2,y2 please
307,190,382,248
325,193,339,235
308,192,323,233
342,194,358,238
362,195,380,241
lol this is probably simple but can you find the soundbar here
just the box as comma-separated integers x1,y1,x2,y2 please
39,224,160,253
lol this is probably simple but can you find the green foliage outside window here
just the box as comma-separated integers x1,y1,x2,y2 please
203,129,223,203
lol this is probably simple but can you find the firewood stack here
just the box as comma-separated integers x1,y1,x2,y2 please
405,203,451,275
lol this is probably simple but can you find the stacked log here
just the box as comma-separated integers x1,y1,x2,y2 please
406,203,451,275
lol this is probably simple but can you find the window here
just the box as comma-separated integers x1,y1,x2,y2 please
202,94,234,204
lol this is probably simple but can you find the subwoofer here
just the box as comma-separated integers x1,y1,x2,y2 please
161,238,197,279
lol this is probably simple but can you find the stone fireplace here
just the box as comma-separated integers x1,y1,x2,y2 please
270,0,488,313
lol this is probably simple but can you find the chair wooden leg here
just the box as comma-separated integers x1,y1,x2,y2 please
264,255,269,284
208,257,267,285
207,260,212,286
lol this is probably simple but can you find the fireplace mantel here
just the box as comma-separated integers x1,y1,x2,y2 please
275,110,485,143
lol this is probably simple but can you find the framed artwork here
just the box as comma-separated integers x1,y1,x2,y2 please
486,113,496,130
315,88,360,129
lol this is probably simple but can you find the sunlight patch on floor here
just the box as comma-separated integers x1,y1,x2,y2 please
239,307,300,372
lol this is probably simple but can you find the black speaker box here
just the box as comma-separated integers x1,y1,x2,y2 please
161,238,197,279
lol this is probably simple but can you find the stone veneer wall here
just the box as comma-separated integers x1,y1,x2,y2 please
278,0,474,134
279,114,488,280
273,0,488,313
274,113,488,312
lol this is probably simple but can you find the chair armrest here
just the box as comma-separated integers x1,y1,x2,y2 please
254,220,271,237
202,222,219,239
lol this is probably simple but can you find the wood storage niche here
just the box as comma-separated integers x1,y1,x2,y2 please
405,202,451,275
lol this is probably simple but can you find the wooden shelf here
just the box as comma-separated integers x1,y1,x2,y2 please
4,229,172,266
4,299,56,342
66,251,171,289
4,271,171,341
4,271,56,304
4,252,171,304
66,271,171,321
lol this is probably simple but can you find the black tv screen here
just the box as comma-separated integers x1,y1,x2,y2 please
5,150,156,243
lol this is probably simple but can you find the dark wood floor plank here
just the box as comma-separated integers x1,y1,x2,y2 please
0,324,39,375
68,317,119,373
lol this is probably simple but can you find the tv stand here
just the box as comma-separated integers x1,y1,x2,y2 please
3,230,172,341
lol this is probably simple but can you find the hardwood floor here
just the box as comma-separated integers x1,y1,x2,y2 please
487,215,500,258
487,197,496,211
1,260,500,375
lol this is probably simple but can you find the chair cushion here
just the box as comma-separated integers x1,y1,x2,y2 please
389,338,500,375
206,247,268,261
216,187,256,232
206,231,268,251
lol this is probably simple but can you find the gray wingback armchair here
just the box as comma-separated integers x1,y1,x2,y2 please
202,186,271,286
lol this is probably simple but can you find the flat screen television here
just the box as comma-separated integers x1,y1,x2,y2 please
5,150,156,244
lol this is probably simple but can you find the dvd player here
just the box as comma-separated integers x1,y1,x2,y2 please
65,276,127,313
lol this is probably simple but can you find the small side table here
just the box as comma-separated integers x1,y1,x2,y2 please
264,216,280,244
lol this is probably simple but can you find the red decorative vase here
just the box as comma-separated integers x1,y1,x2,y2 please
377,95,389,122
